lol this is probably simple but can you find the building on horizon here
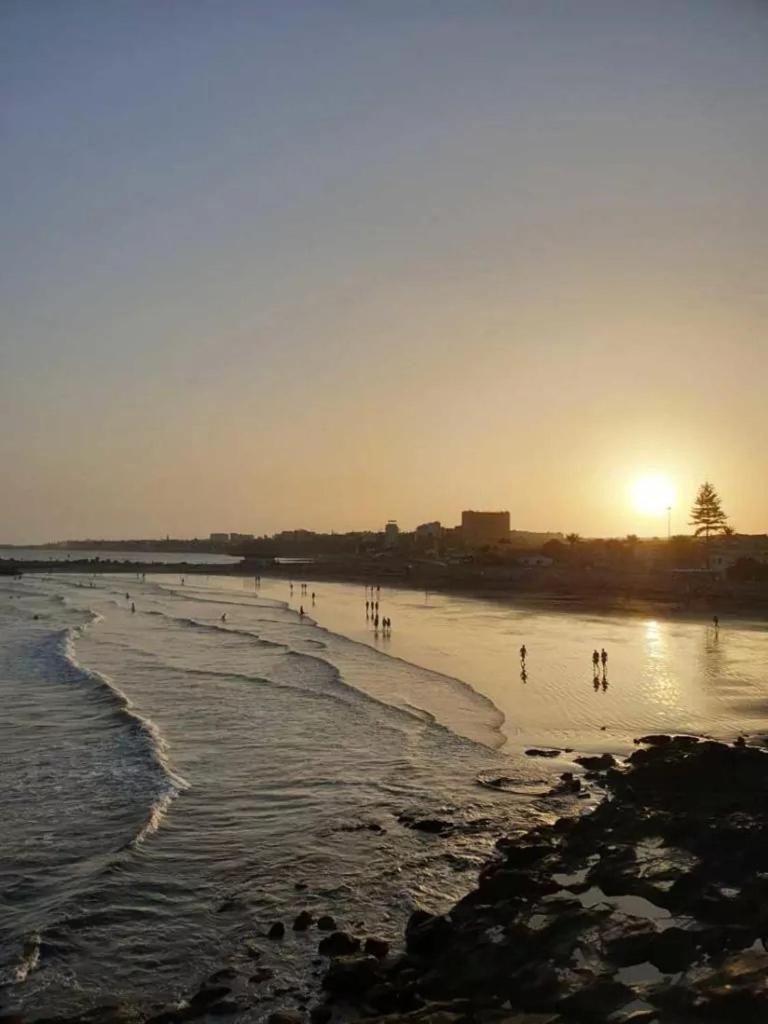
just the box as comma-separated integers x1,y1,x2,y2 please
415,521,443,542
460,510,510,547
384,520,400,548
210,533,229,545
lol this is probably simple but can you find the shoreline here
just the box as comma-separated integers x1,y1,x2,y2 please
7,557,768,622
11,731,768,1023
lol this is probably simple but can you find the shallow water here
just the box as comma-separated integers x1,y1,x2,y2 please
1,570,766,1018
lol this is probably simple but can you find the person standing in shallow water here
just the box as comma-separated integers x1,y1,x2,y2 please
520,644,527,664
592,650,600,671
600,648,608,669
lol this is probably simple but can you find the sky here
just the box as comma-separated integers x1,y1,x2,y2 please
2,1,767,543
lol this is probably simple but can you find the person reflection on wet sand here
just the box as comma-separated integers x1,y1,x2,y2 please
520,667,527,684
593,674,600,691
602,675,609,691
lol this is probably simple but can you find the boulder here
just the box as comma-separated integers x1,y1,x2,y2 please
364,937,390,959
294,911,314,931
322,954,382,997
405,913,455,956
525,749,561,758
574,753,616,771
316,915,337,931
318,931,360,957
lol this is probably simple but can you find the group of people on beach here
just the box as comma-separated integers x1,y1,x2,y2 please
517,642,610,688
365,584,392,635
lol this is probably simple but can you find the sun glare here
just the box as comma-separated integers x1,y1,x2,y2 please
631,475,676,516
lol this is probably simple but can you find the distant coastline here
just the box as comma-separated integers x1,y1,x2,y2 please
5,551,768,620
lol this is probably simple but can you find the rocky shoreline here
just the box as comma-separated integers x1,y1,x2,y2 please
5,735,768,1024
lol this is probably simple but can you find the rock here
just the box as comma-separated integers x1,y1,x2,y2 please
602,919,657,966
268,921,286,939
478,869,559,902
574,753,616,770
647,926,701,973
497,842,553,869
558,978,633,1017
525,748,561,758
316,915,336,931
268,1012,303,1024
295,881,308,891
187,985,231,1013
318,931,361,957
405,913,455,956
294,911,314,931
244,940,263,959
250,967,275,983
322,954,381,996
308,1006,332,1024
634,734,672,745
363,936,390,959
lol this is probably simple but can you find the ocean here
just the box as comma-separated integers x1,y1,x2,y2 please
1,567,766,1018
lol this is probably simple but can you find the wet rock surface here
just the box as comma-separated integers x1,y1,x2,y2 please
320,736,768,1023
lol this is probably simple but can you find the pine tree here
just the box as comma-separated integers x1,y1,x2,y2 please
689,482,729,539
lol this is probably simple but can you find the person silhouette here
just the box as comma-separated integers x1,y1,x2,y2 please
221,613,227,622
600,648,608,669
520,644,527,663
592,650,600,671
713,615,719,629
299,605,304,616
131,602,136,614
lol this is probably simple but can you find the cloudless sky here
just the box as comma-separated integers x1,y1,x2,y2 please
2,1,767,542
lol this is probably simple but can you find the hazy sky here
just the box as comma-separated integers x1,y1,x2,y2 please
2,1,767,543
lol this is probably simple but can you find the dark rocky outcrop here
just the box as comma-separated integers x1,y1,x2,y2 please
321,736,768,1023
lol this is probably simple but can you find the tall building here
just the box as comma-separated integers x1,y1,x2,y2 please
461,510,510,546
384,520,400,548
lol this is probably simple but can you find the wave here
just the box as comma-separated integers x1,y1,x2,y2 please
35,622,188,850
145,610,287,649
0,932,41,986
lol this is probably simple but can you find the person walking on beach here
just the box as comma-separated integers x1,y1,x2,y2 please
713,615,719,629
520,644,527,664
600,648,608,670
299,605,304,616
592,650,600,671
221,613,227,622
366,600,369,614
131,602,135,613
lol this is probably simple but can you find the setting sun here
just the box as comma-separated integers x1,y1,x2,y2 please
631,475,676,516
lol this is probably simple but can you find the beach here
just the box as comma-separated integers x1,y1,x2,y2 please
2,569,768,1022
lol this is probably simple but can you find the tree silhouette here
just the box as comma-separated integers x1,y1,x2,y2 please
689,482,729,539
565,533,581,547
